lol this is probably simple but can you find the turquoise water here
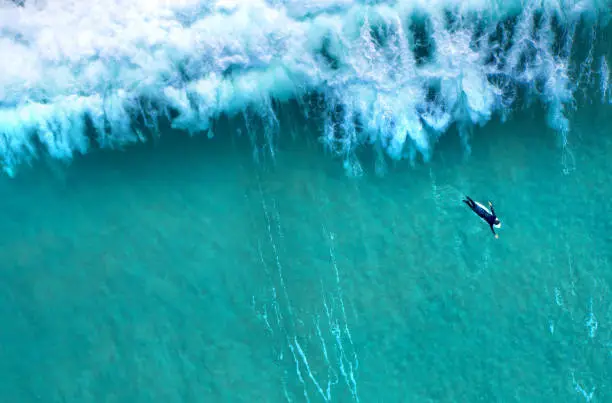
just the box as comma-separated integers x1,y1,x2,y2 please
1,1,612,402
1,102,610,402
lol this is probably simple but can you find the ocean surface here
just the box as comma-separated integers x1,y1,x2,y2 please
1,1,611,402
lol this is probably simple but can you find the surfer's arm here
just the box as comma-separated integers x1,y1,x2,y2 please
489,224,498,238
488,201,496,215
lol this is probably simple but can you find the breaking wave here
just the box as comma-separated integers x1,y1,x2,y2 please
0,0,610,176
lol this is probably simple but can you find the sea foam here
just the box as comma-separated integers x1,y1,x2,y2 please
0,0,609,176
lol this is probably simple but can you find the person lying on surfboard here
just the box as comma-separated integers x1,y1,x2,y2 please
463,196,501,238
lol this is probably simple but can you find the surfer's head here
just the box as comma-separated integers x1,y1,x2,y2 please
493,218,501,228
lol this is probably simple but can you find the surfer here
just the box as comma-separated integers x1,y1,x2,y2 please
463,196,501,238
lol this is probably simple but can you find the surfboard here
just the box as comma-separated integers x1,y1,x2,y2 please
475,201,502,228
474,201,491,214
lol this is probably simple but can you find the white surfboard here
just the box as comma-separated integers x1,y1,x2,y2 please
475,201,501,228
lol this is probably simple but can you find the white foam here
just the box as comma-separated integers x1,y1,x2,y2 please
0,0,609,175
600,56,610,103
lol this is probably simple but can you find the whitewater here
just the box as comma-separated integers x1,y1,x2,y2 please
0,0,610,177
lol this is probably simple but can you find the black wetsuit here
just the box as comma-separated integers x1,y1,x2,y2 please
463,196,498,236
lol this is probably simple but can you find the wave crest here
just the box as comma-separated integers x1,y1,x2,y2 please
0,0,610,176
